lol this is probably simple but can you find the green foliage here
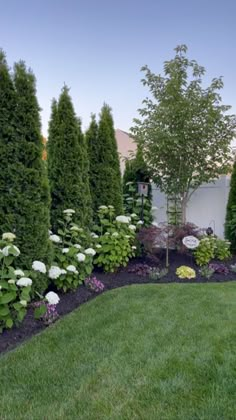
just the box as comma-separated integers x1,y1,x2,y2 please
87,106,123,216
49,211,94,292
194,236,231,266
0,235,31,333
94,206,137,272
176,266,196,279
0,52,51,274
225,162,236,251
47,87,92,231
132,45,236,223
199,265,215,279
149,267,168,281
124,182,152,226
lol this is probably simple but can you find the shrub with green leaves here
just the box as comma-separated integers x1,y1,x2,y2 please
93,206,138,272
0,233,32,332
194,236,231,266
48,210,94,292
124,181,152,226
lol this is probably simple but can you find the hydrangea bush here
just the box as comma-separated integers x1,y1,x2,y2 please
0,233,32,332
93,206,140,272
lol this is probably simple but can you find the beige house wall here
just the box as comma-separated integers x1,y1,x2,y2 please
115,129,137,174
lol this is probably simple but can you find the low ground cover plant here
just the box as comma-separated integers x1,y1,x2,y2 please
84,277,104,292
176,266,196,279
149,267,168,280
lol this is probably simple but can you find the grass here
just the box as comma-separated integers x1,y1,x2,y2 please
1,283,236,419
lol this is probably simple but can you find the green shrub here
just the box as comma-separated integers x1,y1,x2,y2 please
214,238,231,260
194,236,231,266
0,234,32,332
93,206,138,272
176,266,196,279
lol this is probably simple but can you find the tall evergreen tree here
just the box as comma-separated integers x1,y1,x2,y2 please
86,114,100,214
47,86,92,229
225,161,236,251
0,54,51,275
92,104,123,214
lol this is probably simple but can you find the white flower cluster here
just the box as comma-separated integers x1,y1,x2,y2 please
49,234,61,243
137,220,144,225
74,244,81,249
99,205,108,210
62,248,69,254
2,245,20,257
77,253,86,262
45,291,60,305
32,260,46,274
2,232,16,241
91,232,99,239
63,209,75,215
85,248,96,256
49,266,64,279
16,277,32,287
128,224,136,231
67,265,78,274
116,215,131,224
14,269,25,277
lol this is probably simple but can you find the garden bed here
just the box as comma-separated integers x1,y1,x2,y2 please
1,251,236,355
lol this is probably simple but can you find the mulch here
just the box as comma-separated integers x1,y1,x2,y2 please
1,251,236,355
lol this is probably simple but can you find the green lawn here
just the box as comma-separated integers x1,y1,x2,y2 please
1,283,236,420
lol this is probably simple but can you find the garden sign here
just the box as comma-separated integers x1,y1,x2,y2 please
182,235,200,249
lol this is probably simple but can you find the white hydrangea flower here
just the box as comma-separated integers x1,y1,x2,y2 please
49,234,61,243
132,246,137,250
96,244,102,249
126,197,133,202
14,269,25,277
16,277,32,287
108,205,114,209
2,232,16,241
91,232,99,239
60,269,67,275
66,265,78,273
129,224,136,231
20,300,27,307
85,248,96,256
0,286,2,290
8,279,16,284
137,220,144,225
125,235,131,239
105,232,110,236
48,229,52,235
131,213,138,218
116,215,130,223
45,291,60,305
2,245,20,257
74,244,82,249
63,209,75,214
70,226,81,232
99,205,108,210
77,253,86,262
32,260,46,274
62,248,69,254
48,266,62,279
112,232,119,237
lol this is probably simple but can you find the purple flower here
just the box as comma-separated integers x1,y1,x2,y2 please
84,277,104,292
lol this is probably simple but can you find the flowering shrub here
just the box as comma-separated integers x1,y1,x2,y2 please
176,266,196,279
33,291,60,324
84,277,104,292
48,211,95,292
93,206,139,272
0,233,32,332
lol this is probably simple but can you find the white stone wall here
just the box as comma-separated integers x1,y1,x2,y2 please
152,176,230,238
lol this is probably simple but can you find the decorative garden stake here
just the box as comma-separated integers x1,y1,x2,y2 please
182,236,200,249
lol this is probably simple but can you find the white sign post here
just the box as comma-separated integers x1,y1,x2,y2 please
182,235,200,249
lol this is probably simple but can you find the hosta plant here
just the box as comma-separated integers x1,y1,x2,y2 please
194,236,231,266
176,266,196,279
199,265,215,279
0,233,32,332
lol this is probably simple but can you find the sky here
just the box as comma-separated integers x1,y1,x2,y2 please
0,0,236,137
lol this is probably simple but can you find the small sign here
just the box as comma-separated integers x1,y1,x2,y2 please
182,235,199,249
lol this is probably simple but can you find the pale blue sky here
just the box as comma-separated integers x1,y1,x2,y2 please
0,0,236,136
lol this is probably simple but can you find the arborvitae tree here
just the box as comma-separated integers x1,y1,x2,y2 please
225,161,236,251
77,118,92,224
95,104,123,214
86,114,100,214
0,54,51,281
47,86,92,229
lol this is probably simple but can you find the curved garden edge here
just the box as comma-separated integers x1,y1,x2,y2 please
1,252,236,356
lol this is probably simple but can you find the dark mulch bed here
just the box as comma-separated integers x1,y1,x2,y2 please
1,251,236,355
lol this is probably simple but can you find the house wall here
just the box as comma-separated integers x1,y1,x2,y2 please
152,176,230,238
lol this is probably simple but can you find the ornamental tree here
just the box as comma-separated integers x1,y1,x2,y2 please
225,161,236,250
47,86,92,229
0,53,51,275
131,45,236,223
89,104,123,214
